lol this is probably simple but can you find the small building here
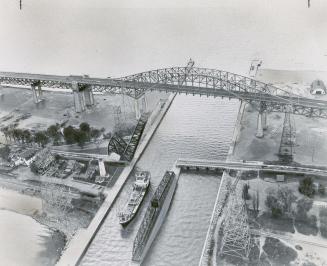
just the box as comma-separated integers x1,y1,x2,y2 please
310,79,326,95
31,148,55,174
276,174,285,182
18,149,37,166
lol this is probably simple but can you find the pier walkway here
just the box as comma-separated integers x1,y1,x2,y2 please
176,158,327,176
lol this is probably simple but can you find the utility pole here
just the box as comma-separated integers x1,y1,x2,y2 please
19,0,22,10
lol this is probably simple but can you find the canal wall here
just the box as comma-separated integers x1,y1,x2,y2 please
57,93,177,266
198,100,245,266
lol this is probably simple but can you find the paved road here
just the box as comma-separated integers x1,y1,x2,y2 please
250,228,327,249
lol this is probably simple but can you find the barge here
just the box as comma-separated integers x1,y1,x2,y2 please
132,170,177,262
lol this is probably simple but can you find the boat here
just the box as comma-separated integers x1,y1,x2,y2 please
118,171,150,225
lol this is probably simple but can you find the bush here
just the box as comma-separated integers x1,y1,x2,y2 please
34,131,49,147
318,183,326,196
0,145,10,161
242,183,250,200
265,187,297,218
299,177,315,198
319,208,327,238
296,197,313,220
271,207,283,218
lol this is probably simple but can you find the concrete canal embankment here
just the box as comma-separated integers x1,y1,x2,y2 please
198,101,245,266
57,94,176,266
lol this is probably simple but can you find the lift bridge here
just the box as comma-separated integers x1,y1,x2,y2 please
107,114,148,161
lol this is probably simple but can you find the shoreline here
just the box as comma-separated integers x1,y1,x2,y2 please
0,194,66,266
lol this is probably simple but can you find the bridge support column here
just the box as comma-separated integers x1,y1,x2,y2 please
134,98,141,120
72,81,86,113
141,94,147,113
262,110,268,130
134,95,147,120
31,82,43,103
256,112,264,138
98,159,107,177
83,86,94,106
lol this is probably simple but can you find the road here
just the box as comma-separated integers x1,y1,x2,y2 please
176,158,327,176
49,149,128,164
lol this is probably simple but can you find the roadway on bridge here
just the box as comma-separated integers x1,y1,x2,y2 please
176,158,327,176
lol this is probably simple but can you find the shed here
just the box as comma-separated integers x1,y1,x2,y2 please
310,79,326,95
276,174,285,182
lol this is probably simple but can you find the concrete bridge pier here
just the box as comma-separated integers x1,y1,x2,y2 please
256,102,268,138
72,81,86,113
98,159,107,177
262,110,268,130
256,112,264,138
134,95,147,119
31,82,43,103
83,86,95,106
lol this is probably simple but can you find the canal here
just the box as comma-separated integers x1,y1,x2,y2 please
81,94,239,266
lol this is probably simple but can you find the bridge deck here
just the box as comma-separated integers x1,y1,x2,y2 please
176,158,327,176
1,67,327,117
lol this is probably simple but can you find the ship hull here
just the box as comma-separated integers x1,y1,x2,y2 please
119,185,149,226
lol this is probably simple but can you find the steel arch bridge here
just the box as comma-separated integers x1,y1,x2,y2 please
1,66,327,118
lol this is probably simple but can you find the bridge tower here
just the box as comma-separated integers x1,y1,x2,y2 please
31,81,43,103
278,110,296,163
219,175,251,262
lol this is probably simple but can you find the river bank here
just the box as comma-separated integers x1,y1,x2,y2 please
0,188,66,266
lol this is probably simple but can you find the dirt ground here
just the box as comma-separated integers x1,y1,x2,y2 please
0,86,168,134
233,103,327,167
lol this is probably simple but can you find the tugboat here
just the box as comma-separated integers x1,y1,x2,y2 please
118,171,150,225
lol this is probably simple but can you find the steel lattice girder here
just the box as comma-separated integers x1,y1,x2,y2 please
1,68,327,118
107,114,148,161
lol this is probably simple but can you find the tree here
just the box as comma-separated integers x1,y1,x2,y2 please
278,187,297,214
265,191,283,218
75,130,88,147
47,124,61,145
79,122,90,134
299,177,315,197
34,131,49,147
90,128,101,139
30,161,38,174
318,183,326,196
47,124,60,138
63,126,77,144
0,145,10,161
265,187,297,218
296,197,313,220
22,130,32,143
242,183,250,200
12,128,24,142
